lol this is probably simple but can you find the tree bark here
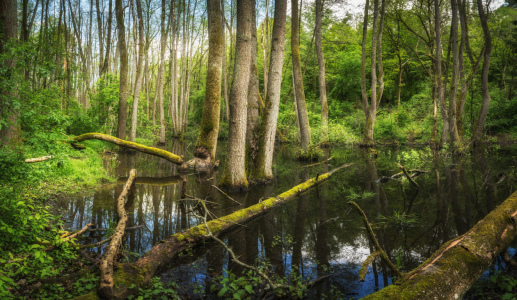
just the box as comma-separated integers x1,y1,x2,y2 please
448,0,462,149
219,0,253,190
116,0,128,140
291,0,311,153
360,0,370,117
472,0,492,145
364,190,517,299
70,133,184,164
128,0,145,142
315,0,328,146
79,163,353,300
98,169,136,299
364,0,380,144
253,0,287,180
246,0,260,167
195,0,223,168
0,0,19,146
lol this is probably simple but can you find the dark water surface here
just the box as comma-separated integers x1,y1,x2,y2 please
59,141,517,299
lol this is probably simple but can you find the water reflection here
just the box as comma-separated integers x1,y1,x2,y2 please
58,142,517,298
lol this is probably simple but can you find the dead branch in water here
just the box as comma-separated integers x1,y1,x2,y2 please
98,169,136,299
74,163,353,299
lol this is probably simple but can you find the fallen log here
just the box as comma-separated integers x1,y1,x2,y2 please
364,190,517,299
116,176,182,186
25,156,54,163
76,163,353,299
98,169,137,299
70,133,184,165
396,162,420,189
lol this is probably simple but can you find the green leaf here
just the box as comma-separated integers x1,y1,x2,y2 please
297,289,304,299
244,285,254,294
217,287,228,297
233,292,241,300
502,293,514,300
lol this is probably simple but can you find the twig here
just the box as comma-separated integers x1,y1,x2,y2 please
348,201,404,278
78,236,113,249
87,225,144,232
397,162,421,189
211,185,242,205
197,201,288,291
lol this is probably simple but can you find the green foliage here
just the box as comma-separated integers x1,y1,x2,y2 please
127,277,180,300
88,75,120,134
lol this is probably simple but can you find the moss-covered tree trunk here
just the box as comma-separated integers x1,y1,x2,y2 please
194,0,223,171
360,0,370,119
364,0,380,145
75,163,352,300
71,133,184,164
155,0,171,145
253,0,287,180
115,0,128,140
0,0,20,146
219,0,253,190
364,190,517,299
291,0,311,153
448,0,462,149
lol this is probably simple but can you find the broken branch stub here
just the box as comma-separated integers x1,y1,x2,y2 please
70,133,184,165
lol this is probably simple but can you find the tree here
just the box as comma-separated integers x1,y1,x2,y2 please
194,0,223,167
115,0,128,140
128,0,145,142
253,0,287,180
362,0,386,145
291,0,311,153
0,0,19,146
219,0,253,190
472,0,493,145
315,0,329,146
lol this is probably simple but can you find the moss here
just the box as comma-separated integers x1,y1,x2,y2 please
72,291,101,300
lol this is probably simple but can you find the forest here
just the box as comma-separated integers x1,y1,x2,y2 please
1,0,517,298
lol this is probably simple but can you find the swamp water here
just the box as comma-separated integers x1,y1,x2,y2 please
58,142,517,299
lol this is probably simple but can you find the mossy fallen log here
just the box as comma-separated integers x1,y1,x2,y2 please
70,133,183,165
79,163,353,299
364,190,517,299
98,169,136,299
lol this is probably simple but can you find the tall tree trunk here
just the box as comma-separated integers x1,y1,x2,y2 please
155,0,172,144
261,0,269,98
221,1,229,123
449,0,462,149
315,0,328,146
0,0,19,146
291,0,311,153
360,0,370,117
116,0,128,140
100,0,113,76
246,0,260,169
253,0,287,180
129,0,145,142
195,0,223,164
364,0,380,144
219,0,253,191
472,0,492,145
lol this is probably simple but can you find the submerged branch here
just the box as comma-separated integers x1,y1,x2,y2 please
348,201,404,278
